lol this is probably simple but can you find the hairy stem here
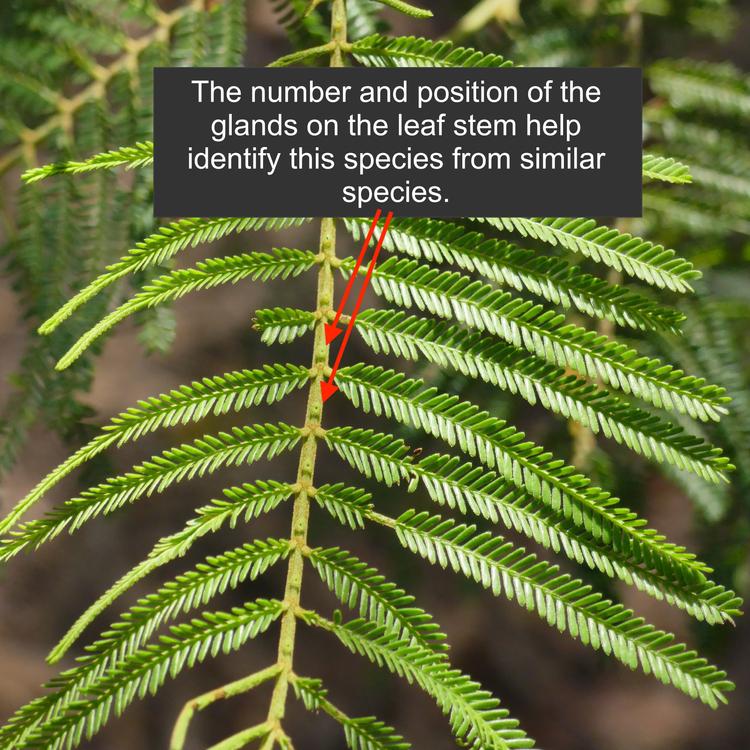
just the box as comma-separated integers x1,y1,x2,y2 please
264,4,348,738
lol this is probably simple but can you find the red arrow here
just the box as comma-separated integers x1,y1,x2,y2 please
321,210,394,403
324,208,382,345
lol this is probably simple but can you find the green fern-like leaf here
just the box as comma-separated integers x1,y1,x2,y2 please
324,427,741,624
326,427,415,489
0,10,743,750
0,541,288,748
303,611,536,750
0,365,309,536
314,483,375,530
383,509,733,707
56,249,318,369
22,600,284,750
351,34,513,68
22,141,154,183
254,307,318,345
147,479,295,566
336,364,716,587
0,423,301,561
642,153,693,184
309,546,448,651
650,59,750,118
353,309,728,481
39,216,311,335
356,258,729,421
293,675,412,750
477,217,701,292
48,481,294,663
345,218,684,333
341,716,412,750
372,0,431,20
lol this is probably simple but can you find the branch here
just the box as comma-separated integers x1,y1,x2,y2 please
206,723,274,750
0,0,203,175
262,0,348,736
170,666,280,750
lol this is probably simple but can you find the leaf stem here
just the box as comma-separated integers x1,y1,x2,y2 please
0,0,202,174
268,42,336,68
205,722,272,750
263,217,336,731
264,3,348,737
170,665,280,750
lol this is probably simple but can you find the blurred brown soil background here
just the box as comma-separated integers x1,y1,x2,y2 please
1,2,749,748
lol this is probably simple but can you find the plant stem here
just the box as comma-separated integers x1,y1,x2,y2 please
330,0,348,68
264,3,348,738
264,216,336,731
170,665,280,750
0,0,201,174
268,42,336,68
448,0,521,41
205,722,272,750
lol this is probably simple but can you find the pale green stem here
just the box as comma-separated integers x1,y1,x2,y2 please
0,0,200,175
205,722,272,750
367,509,397,528
263,217,336,731
448,0,520,40
329,0,348,68
170,665,280,750
269,42,335,68
263,3,348,737
256,726,294,750
169,4,347,747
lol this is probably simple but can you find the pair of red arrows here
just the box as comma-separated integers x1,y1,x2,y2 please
320,209,394,402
